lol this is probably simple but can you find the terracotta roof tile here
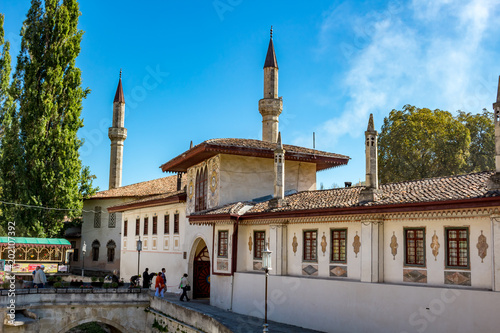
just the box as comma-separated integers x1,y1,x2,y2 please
246,171,499,213
161,138,349,173
91,174,185,199
190,171,499,219
203,138,348,160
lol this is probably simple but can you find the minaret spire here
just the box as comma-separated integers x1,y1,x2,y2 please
493,76,500,175
259,27,283,143
359,114,380,202
108,70,127,189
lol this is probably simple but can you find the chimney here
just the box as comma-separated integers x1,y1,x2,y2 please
488,76,500,189
345,182,352,188
269,132,286,208
359,114,381,202
177,172,182,191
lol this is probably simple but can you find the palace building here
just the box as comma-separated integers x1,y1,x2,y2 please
79,29,500,332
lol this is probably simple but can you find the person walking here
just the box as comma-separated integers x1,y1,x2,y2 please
178,273,190,302
155,271,165,297
34,265,47,288
160,268,166,288
142,268,150,288
32,266,40,288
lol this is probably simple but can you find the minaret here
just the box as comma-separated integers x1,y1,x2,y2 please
108,70,127,189
494,76,500,173
359,114,380,202
274,132,285,199
365,114,379,189
259,27,283,143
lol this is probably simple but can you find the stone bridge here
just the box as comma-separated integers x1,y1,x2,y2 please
1,289,149,333
1,289,231,333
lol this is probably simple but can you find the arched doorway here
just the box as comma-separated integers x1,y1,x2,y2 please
192,240,210,298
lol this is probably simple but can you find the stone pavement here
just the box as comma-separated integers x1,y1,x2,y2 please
155,291,324,333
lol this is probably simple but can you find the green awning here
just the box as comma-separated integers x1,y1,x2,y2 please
0,237,71,247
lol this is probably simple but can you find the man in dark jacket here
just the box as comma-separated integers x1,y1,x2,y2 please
142,268,150,288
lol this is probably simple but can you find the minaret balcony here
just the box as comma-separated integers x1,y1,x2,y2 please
259,98,283,116
108,127,128,141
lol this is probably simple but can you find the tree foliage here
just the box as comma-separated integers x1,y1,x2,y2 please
457,109,494,173
378,105,494,184
0,0,97,237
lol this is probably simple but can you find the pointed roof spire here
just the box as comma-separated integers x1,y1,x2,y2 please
276,132,283,149
264,26,278,69
190,140,193,149
114,69,125,103
367,113,375,131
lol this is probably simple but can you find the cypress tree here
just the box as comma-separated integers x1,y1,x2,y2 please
0,0,96,236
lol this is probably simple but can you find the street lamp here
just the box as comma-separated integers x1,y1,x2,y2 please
262,242,272,333
136,236,142,280
81,241,87,278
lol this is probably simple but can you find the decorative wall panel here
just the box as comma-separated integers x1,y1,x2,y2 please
302,264,318,276
353,232,360,258
445,271,471,286
330,265,347,277
403,269,427,283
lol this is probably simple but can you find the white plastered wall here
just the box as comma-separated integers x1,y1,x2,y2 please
231,272,500,333
81,198,130,273
119,202,212,292
383,215,492,289
218,154,316,205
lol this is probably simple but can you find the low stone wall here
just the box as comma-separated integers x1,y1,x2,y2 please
147,308,204,333
1,289,149,333
149,296,232,333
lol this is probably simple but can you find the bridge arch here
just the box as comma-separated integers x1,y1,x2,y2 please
58,317,128,333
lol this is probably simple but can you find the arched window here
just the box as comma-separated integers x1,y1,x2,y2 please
107,240,116,263
195,168,207,211
92,240,100,261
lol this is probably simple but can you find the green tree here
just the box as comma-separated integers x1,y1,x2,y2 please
0,0,97,237
457,109,494,173
378,105,471,183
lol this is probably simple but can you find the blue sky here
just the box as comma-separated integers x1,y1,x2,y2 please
2,0,500,192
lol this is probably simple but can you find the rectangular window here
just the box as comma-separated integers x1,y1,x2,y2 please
218,230,229,258
144,217,149,235
446,227,469,268
331,229,347,263
124,219,128,237
164,214,170,234
405,228,425,266
94,206,101,228
108,212,116,228
73,248,79,262
152,216,158,235
174,213,179,234
135,219,140,236
303,230,317,262
254,231,266,259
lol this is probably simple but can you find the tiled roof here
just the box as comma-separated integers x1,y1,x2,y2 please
203,138,348,159
191,202,252,216
247,171,500,213
161,138,349,173
90,174,185,199
107,190,186,212
190,172,500,220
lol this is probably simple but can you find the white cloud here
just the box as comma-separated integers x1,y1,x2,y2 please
302,0,500,149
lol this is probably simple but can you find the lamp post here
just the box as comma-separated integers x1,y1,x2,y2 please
136,236,142,279
262,242,272,333
81,241,87,278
